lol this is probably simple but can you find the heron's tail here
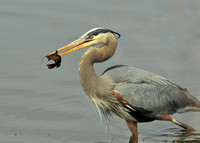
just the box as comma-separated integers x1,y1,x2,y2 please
194,97,200,108
187,95,200,111
177,106,200,113
189,98,200,112
177,97,200,113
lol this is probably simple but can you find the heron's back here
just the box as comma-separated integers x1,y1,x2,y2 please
102,65,200,116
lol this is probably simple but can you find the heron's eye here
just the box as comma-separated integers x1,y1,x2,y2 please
87,35,93,39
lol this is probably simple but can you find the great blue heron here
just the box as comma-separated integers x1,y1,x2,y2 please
45,27,200,142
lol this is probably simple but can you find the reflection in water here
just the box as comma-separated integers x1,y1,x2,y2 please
173,130,200,143
126,128,200,143
142,128,200,143
173,140,200,143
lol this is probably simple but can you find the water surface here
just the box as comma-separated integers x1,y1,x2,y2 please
0,0,200,143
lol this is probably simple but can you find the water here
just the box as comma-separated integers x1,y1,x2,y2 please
0,0,200,143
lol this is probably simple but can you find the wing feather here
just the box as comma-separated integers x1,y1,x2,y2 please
102,65,199,114
114,82,194,114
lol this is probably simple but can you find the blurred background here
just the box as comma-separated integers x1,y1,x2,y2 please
0,0,200,143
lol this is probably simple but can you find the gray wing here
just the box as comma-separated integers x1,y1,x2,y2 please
103,65,200,114
114,82,196,114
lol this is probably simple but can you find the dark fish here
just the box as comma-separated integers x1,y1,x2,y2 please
45,50,62,69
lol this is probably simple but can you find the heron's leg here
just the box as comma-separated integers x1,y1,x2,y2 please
113,90,138,142
126,121,138,143
158,114,195,132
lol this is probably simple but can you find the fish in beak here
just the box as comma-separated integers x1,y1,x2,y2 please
45,38,92,69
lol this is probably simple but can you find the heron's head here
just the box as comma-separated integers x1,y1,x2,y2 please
46,27,120,57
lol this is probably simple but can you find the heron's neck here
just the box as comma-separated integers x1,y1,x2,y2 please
78,41,117,97
78,48,103,96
